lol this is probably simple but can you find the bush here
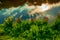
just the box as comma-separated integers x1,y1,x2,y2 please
0,15,60,40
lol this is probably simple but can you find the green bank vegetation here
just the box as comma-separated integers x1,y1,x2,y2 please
0,14,60,40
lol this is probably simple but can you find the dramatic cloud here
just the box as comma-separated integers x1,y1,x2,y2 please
29,2,60,15
1,2,60,16
0,1,60,23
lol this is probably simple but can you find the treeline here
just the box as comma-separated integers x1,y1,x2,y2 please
0,0,60,9
0,14,60,40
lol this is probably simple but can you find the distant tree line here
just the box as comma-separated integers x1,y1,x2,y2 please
0,0,60,9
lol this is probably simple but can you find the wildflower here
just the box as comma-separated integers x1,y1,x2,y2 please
30,18,35,22
44,16,49,21
16,18,21,23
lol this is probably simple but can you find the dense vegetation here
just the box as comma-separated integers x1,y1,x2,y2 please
0,0,60,9
0,14,60,40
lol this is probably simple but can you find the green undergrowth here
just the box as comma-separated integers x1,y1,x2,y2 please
0,15,60,40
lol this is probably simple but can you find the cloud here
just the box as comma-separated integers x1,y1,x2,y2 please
28,2,60,15
12,12,18,17
2,3,34,16
0,2,60,20
3,7,18,15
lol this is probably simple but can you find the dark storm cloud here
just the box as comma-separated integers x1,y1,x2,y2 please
0,0,60,9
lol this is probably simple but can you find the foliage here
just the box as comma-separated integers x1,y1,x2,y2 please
0,15,60,40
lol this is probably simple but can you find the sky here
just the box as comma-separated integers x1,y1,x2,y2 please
0,0,60,23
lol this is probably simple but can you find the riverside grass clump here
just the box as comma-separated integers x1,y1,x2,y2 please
0,15,60,40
